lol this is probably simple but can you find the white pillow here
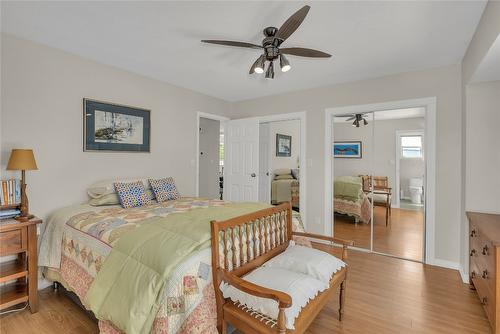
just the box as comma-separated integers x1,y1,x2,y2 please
263,241,346,284
87,177,152,199
221,267,327,329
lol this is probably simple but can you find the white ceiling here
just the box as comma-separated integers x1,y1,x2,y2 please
470,35,500,83
1,1,486,102
334,107,425,122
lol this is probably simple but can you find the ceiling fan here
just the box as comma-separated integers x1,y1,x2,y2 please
201,5,331,79
344,114,369,127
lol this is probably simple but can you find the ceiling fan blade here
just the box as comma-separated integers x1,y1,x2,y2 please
274,5,310,42
280,47,331,58
345,116,356,121
201,40,262,50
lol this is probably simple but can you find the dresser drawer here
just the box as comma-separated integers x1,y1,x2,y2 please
473,274,496,329
0,227,27,256
471,240,497,291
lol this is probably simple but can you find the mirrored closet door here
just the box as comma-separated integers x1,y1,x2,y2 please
372,110,425,261
332,108,426,262
332,113,374,251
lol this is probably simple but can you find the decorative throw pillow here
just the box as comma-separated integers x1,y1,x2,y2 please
291,168,300,180
274,168,292,176
89,189,156,206
149,177,181,202
275,174,293,180
114,181,152,208
263,241,346,284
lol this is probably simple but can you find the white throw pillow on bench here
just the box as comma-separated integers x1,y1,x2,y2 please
221,267,328,329
263,241,346,284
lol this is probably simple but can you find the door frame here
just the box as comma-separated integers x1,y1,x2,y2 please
256,111,307,230
394,129,425,208
258,122,272,204
324,97,436,265
196,112,230,197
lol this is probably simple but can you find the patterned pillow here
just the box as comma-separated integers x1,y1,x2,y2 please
149,177,181,202
114,181,152,208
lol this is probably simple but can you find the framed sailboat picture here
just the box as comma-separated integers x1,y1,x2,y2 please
83,99,151,152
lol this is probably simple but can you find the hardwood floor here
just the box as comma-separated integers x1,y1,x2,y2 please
334,206,424,261
0,249,490,334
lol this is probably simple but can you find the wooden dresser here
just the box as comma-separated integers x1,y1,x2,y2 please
468,212,500,333
0,217,42,313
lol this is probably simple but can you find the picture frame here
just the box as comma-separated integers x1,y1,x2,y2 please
333,141,362,158
276,134,292,157
83,98,151,152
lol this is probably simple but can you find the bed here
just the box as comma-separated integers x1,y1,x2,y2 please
333,176,371,224
271,169,300,209
39,194,307,334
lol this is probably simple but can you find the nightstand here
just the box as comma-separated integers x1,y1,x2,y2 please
0,217,42,313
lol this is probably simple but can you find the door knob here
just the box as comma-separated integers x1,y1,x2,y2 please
251,173,256,177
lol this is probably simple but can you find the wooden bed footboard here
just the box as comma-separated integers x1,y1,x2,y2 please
211,202,352,333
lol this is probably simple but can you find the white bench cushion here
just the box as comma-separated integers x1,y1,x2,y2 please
263,241,346,284
221,267,327,329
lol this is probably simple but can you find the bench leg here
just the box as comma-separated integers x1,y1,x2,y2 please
339,279,346,321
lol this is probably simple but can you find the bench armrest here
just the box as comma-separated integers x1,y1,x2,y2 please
220,270,292,308
292,231,354,260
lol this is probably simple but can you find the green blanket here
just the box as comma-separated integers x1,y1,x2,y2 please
85,202,269,334
334,176,363,202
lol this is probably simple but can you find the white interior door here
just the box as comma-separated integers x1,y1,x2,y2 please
259,123,271,203
224,118,259,202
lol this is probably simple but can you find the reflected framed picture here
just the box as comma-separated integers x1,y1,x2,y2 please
83,99,150,152
276,134,292,157
333,141,362,158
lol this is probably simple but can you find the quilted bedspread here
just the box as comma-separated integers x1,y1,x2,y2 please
39,198,266,334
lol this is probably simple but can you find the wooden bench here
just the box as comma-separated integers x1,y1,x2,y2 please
211,202,353,333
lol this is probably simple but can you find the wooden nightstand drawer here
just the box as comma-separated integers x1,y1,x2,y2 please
0,218,42,313
0,227,27,256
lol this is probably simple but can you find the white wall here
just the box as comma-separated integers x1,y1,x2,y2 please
465,80,500,213
460,1,500,281
269,119,300,171
198,117,220,199
333,117,424,195
233,64,463,265
0,34,232,219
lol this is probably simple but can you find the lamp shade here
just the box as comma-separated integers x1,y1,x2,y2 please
6,149,38,170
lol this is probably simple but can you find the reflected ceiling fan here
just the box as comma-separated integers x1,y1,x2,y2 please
344,114,369,127
201,5,331,79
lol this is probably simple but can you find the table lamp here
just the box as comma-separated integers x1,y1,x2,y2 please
6,149,38,222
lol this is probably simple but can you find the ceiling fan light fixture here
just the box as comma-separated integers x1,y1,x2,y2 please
265,61,274,79
363,118,368,126
253,55,265,74
280,54,291,72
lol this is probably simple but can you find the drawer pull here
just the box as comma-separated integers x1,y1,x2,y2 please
470,249,476,256
482,270,489,279
482,245,489,256
471,271,477,278
481,297,488,305
470,229,477,237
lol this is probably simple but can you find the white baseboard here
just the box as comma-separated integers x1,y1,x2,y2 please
459,267,470,284
428,258,460,270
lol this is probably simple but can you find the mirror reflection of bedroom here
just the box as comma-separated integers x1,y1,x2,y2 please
332,108,425,262
258,119,301,211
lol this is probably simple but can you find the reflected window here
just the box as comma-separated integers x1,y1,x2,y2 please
401,135,423,158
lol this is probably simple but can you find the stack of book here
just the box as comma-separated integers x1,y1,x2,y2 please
0,209,20,220
0,178,21,206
